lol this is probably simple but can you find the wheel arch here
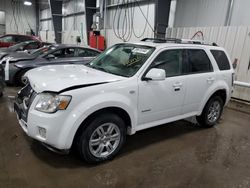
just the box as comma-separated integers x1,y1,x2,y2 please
72,106,132,148
198,87,228,115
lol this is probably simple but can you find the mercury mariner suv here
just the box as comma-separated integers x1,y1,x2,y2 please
14,38,234,163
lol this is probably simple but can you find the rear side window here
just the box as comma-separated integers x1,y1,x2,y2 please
187,49,213,73
211,50,230,70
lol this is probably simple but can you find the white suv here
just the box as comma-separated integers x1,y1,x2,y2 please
14,38,234,163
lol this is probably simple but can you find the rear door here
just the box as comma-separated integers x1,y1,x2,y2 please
182,48,216,115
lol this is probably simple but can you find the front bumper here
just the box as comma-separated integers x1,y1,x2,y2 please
14,85,74,151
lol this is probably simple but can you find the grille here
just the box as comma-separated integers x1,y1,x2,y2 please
16,83,37,122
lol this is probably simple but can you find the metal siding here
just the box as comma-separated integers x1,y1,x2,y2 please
174,0,229,27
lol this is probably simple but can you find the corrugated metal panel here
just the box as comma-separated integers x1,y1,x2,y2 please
166,26,250,101
174,0,229,27
174,0,250,27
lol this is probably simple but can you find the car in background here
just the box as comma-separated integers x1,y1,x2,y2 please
0,40,52,60
0,34,40,48
0,64,4,97
0,44,100,85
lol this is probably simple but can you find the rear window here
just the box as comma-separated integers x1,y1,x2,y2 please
211,50,230,70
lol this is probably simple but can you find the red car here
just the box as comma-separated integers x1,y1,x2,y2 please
0,34,41,48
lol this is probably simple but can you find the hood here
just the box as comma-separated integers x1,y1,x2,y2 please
8,52,37,62
25,65,125,93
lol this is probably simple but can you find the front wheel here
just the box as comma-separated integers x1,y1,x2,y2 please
76,113,126,163
196,96,224,128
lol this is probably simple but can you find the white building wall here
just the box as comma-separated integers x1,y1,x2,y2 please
0,0,36,34
39,0,88,45
230,0,250,26
174,0,229,27
0,11,5,35
174,0,250,28
103,1,155,47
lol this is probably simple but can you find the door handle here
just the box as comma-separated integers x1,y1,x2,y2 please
173,82,183,87
207,77,215,83
173,82,183,91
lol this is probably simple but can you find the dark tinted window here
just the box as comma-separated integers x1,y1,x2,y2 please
25,42,40,50
78,48,99,57
50,48,75,58
211,50,230,70
152,49,183,77
187,49,213,73
15,36,29,42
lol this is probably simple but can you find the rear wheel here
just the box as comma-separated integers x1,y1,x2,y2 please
196,96,224,128
0,91,3,97
76,113,126,163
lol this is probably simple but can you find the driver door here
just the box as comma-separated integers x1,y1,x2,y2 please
138,49,187,125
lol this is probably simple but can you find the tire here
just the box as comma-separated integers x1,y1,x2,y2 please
196,96,224,128
0,91,3,98
15,69,29,86
76,112,126,163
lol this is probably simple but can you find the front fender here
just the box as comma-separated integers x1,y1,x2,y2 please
60,92,137,149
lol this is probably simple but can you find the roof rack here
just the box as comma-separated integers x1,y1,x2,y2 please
141,38,182,43
141,38,218,46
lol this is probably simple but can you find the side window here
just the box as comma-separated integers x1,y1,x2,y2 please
0,36,14,42
25,42,40,50
211,50,230,70
50,48,75,58
51,50,63,57
63,48,75,57
187,49,213,73
78,48,99,57
15,36,26,43
152,49,183,77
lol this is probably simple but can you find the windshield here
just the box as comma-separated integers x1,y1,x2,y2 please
30,45,55,56
86,44,155,77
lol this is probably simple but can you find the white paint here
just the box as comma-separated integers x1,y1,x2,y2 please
17,42,233,151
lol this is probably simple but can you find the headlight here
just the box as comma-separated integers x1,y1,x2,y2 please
35,93,71,113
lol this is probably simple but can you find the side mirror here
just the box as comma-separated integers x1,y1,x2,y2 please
143,68,166,81
46,54,56,60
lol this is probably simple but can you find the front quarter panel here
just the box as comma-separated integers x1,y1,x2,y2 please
58,80,138,149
